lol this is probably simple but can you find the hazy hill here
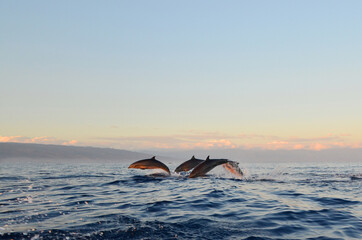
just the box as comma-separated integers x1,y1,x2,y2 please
144,148,362,163
1,142,361,163
0,142,151,162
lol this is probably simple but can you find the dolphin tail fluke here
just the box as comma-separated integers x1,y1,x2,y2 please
222,161,243,178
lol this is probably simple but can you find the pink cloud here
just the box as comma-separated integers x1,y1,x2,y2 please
0,136,22,142
351,142,362,148
0,135,78,146
93,132,361,150
234,134,360,151
93,134,238,150
293,144,305,150
3,132,360,151
192,139,236,149
311,143,329,151
331,142,345,147
265,141,290,150
62,140,78,145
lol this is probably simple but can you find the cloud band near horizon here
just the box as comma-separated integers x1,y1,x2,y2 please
1,133,361,151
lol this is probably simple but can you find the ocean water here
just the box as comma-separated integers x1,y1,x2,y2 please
0,161,361,240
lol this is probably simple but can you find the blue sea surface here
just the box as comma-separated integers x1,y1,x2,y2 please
0,161,361,239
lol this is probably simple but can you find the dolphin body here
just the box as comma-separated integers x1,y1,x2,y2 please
174,155,204,173
128,156,171,175
188,156,228,178
128,156,243,178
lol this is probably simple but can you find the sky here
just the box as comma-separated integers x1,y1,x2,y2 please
1,1,362,151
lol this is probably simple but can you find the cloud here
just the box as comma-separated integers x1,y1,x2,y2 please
187,139,236,149
311,143,329,151
92,133,238,150
286,134,347,143
93,131,361,151
0,136,22,142
266,141,289,150
293,144,305,150
351,142,362,148
2,132,361,151
0,135,78,146
236,133,361,151
62,140,78,145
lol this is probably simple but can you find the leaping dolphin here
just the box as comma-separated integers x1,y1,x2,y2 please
128,156,243,178
128,156,171,175
188,156,228,178
174,155,204,173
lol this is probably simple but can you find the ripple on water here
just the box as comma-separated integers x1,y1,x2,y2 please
0,163,361,240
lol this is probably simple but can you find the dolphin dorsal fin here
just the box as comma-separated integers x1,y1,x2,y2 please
151,156,156,160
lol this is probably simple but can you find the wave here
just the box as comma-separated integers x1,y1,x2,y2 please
1,163,361,240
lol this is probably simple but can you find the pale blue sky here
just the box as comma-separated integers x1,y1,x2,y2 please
1,1,362,150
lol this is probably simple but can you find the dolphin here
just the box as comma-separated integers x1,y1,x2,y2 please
128,156,171,175
128,156,243,178
174,155,204,173
188,156,228,178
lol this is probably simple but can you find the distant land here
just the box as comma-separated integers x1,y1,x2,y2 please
0,142,151,163
145,148,362,163
0,142,361,163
